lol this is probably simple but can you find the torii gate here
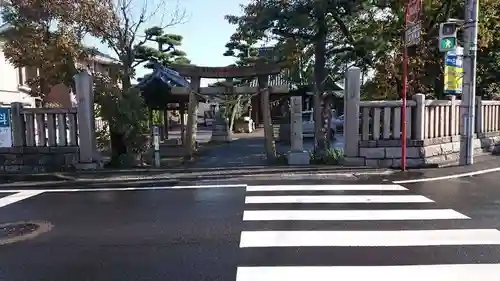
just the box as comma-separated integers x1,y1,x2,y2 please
168,63,287,159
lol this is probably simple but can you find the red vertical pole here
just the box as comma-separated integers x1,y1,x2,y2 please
401,2,409,171
401,46,408,171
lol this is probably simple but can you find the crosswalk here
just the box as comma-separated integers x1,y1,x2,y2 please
236,184,500,281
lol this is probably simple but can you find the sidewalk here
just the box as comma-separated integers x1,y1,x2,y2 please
388,155,500,183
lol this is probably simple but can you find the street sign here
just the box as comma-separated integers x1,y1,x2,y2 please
444,47,464,95
405,23,421,46
406,0,422,25
405,0,422,47
0,108,12,147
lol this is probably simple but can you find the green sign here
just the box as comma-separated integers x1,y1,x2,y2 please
440,37,456,51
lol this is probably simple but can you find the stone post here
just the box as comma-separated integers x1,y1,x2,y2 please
258,75,276,160
344,67,361,158
163,110,169,140
210,106,231,142
475,96,483,135
288,95,309,165
10,102,25,146
447,95,457,136
179,103,186,144
74,71,97,168
185,76,200,157
413,94,426,140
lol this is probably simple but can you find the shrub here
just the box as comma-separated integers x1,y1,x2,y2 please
310,148,344,165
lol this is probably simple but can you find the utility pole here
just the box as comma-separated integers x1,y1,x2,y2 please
460,0,479,165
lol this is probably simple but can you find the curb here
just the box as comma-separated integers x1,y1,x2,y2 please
0,169,396,189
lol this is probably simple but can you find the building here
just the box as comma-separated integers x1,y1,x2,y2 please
0,23,118,107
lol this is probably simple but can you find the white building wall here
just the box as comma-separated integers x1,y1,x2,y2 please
0,49,36,107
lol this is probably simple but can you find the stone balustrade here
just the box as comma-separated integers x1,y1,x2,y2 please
0,72,99,173
343,68,500,167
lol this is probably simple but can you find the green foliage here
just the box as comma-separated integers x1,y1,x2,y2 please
134,26,190,69
1,0,115,97
134,26,191,110
227,0,500,100
358,0,500,99
224,0,372,84
96,124,110,152
93,72,150,165
310,148,344,165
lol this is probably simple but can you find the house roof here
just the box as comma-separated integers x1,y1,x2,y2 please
135,64,190,89
0,23,119,65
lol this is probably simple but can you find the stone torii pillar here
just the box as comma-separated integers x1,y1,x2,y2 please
185,76,200,157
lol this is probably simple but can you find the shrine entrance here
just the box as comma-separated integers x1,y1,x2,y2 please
168,63,290,166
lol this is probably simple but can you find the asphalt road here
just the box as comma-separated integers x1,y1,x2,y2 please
0,175,500,280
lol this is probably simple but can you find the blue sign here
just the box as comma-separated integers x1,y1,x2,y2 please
0,108,10,128
444,47,464,95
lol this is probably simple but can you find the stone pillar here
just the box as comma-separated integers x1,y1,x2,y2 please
210,107,231,142
475,96,483,135
10,102,25,146
163,110,169,140
74,71,97,167
185,76,199,157
179,103,186,144
413,94,426,140
288,95,309,165
344,67,361,158
448,95,457,136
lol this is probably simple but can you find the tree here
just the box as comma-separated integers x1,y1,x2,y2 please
90,0,187,165
1,0,115,99
95,0,186,90
93,72,150,166
134,26,191,110
225,0,371,155
357,0,500,100
134,26,190,70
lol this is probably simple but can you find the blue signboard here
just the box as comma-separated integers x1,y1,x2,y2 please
0,107,10,128
0,107,12,147
443,47,464,95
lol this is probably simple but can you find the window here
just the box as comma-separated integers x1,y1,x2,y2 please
17,67,25,85
17,67,38,86
26,67,37,82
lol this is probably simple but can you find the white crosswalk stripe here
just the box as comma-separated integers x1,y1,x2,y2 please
236,183,500,281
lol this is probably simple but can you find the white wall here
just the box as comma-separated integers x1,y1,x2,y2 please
0,49,36,107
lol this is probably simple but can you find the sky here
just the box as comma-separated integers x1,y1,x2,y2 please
86,0,250,86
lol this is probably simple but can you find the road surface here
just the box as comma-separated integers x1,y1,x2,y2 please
0,175,499,280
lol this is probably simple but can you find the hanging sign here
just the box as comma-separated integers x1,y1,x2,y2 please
444,47,464,95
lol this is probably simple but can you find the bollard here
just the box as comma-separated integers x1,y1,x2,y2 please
153,126,160,168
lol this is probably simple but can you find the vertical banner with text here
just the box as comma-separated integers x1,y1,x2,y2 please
0,108,12,147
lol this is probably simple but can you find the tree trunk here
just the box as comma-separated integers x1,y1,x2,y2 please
313,10,328,156
108,70,132,166
258,75,276,160
229,95,242,132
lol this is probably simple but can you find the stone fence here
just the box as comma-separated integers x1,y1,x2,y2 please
0,72,98,173
343,67,500,168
